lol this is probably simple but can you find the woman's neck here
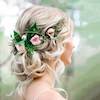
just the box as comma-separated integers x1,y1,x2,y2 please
32,73,55,88
24,73,55,100
31,61,57,88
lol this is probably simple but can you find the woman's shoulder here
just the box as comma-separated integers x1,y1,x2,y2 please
37,89,65,100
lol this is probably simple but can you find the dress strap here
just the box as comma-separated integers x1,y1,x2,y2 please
54,88,68,100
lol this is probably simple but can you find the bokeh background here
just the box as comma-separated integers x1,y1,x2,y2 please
0,0,100,100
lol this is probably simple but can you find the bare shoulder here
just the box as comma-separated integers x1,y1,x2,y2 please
38,89,65,100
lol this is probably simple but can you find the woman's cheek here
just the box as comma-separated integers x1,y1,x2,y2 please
60,43,73,65
60,50,71,65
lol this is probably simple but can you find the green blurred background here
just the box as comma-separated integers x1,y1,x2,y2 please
0,0,100,100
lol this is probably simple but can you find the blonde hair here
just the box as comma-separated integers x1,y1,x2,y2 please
11,4,73,98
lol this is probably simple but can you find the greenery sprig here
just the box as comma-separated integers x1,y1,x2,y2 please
11,20,64,55
12,23,45,54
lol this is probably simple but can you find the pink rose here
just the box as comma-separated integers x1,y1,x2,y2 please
30,35,41,45
46,28,55,36
15,45,25,53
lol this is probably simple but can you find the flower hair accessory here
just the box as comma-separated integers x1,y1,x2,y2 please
11,20,65,55
30,34,42,45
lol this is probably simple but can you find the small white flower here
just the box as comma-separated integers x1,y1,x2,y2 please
22,35,26,40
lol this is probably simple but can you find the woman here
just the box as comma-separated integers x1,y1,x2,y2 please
11,4,74,100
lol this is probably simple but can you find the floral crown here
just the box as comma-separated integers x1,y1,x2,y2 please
11,20,65,55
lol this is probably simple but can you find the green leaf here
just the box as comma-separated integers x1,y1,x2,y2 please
16,40,25,45
13,31,22,43
24,39,37,54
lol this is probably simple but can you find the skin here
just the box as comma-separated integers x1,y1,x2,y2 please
24,22,74,100
61,37,74,65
